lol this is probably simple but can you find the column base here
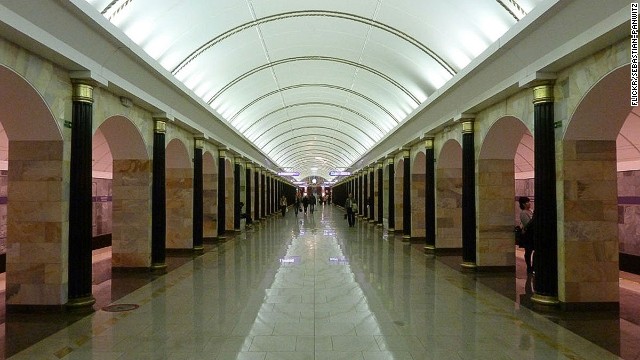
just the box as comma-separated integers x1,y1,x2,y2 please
460,261,477,270
150,262,167,273
368,219,376,223
402,235,411,242
376,223,383,227
424,245,435,254
193,246,204,254
66,295,96,309
531,294,560,306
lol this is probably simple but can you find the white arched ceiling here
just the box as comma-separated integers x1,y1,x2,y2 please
83,0,543,180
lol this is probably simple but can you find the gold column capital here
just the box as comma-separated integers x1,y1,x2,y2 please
154,120,166,134
246,162,254,170
376,161,383,170
385,156,394,166
194,138,204,149
532,83,555,104
424,137,435,150
72,81,94,104
462,120,474,134
219,148,227,158
400,148,410,158
235,156,245,165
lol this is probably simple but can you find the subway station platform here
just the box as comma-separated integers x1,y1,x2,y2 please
2,205,637,359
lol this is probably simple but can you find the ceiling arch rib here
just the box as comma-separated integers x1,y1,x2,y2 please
274,143,353,165
256,115,378,149
244,102,385,139
262,126,369,155
171,10,456,79
269,136,359,164
229,83,399,125
278,149,350,169
209,56,420,107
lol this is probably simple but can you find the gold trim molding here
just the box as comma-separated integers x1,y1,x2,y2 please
72,82,93,104
532,84,554,104
154,120,166,134
462,120,474,134
424,137,434,150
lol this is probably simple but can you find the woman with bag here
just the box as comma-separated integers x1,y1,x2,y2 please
280,195,287,217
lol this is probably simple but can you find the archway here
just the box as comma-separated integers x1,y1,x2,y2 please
476,116,532,272
411,151,426,240
561,65,631,305
435,139,462,250
166,138,193,249
94,116,151,268
0,66,64,306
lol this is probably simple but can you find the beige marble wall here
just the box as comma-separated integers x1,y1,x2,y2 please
6,141,67,305
411,172,426,238
436,168,462,249
476,159,515,267
166,168,193,249
203,172,217,238
559,140,618,303
111,159,151,267
394,160,404,231
225,160,234,231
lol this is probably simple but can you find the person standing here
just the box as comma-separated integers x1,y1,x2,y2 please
309,193,316,214
294,193,302,216
345,193,356,227
302,194,309,214
280,195,287,217
519,196,534,274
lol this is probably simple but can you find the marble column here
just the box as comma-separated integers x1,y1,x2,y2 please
531,83,559,305
461,120,477,269
67,81,96,307
377,162,383,226
151,119,167,270
363,168,369,219
369,167,375,222
234,157,242,231
424,138,436,252
387,156,395,231
217,149,226,237
246,162,253,224
192,138,204,253
253,165,260,223
260,170,266,219
402,149,411,241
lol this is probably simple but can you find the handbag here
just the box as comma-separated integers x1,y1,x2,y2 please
514,226,522,247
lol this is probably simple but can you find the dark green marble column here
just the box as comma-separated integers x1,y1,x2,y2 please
402,149,411,241
254,166,260,223
67,81,96,308
387,157,395,231
151,119,167,271
246,162,253,225
377,162,383,226
461,120,477,269
234,158,241,231
369,167,375,222
424,138,436,252
217,149,227,237
531,83,559,306
192,138,204,253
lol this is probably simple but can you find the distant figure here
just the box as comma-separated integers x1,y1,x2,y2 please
519,196,534,274
309,193,317,214
280,195,287,217
345,193,356,227
302,194,309,214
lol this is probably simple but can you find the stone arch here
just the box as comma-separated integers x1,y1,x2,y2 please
203,151,217,239
95,115,151,268
166,138,193,249
0,65,66,306
436,139,462,250
559,65,631,304
476,116,530,267
412,151,426,239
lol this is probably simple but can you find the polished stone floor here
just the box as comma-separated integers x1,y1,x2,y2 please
1,205,637,359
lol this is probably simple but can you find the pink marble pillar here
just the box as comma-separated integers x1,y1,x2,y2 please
166,168,193,249
436,168,462,249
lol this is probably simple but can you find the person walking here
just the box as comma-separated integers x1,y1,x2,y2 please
519,196,535,274
280,195,287,217
302,194,309,214
345,193,356,227
294,193,302,216
309,193,316,214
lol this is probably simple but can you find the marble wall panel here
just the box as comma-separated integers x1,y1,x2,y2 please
411,173,426,238
166,168,193,249
203,173,217,238
560,139,618,303
436,168,462,249
619,170,640,255
111,159,151,267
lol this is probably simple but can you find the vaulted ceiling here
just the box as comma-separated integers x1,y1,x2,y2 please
83,0,543,181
